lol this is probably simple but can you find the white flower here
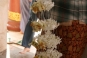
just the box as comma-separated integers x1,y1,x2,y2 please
38,18,59,31
35,49,62,58
33,31,62,58
35,31,62,49
43,1,54,11
31,0,54,13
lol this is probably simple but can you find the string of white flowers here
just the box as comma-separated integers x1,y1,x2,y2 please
33,31,62,58
30,0,62,58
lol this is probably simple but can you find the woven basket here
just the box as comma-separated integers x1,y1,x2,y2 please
53,20,87,58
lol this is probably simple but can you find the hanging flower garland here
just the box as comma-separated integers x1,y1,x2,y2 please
30,0,62,58
32,31,62,58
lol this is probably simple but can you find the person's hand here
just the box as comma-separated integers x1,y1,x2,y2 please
29,0,32,2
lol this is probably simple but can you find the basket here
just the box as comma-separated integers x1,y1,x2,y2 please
53,20,87,58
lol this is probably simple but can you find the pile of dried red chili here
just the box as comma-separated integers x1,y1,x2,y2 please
53,20,87,58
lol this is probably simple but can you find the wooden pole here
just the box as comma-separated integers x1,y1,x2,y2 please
7,0,20,31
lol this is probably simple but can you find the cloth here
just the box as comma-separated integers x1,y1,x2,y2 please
21,18,34,48
21,0,37,48
20,0,31,33
50,0,87,23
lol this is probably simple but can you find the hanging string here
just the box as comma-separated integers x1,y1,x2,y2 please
78,0,79,22
41,10,45,20
81,0,83,23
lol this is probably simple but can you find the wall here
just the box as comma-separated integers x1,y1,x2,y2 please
0,0,8,52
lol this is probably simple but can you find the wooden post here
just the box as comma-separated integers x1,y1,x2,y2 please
7,0,20,31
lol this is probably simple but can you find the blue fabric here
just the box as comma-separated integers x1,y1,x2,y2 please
22,19,34,48
21,0,37,48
